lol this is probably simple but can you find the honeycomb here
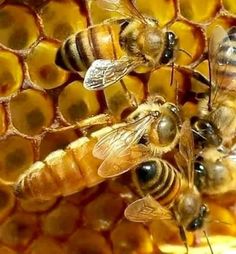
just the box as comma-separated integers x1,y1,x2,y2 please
0,0,235,253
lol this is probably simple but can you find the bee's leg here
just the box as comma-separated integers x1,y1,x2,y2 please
175,65,210,87
120,79,138,108
178,225,189,254
43,114,114,133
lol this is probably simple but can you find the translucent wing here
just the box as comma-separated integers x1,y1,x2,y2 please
124,195,173,223
178,120,194,187
98,144,149,177
84,58,142,90
96,0,147,24
93,115,153,160
209,26,236,107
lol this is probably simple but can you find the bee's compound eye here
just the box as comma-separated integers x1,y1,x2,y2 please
136,160,157,183
187,217,203,231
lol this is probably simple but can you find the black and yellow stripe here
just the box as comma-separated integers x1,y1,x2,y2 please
132,159,181,208
55,23,124,72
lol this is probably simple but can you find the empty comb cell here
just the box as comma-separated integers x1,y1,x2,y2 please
0,212,37,248
179,0,221,23
25,236,65,254
40,0,87,41
0,135,34,183
10,89,54,135
0,50,23,97
83,193,124,231
41,201,79,238
58,80,100,124
26,40,69,89
0,4,40,50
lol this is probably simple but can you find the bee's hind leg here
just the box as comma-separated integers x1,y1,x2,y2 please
120,79,139,108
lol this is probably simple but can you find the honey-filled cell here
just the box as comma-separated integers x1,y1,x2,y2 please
0,212,37,248
41,201,79,238
58,81,100,123
83,193,124,231
223,0,236,15
0,50,23,97
111,220,153,254
147,67,186,103
0,135,34,183
0,183,15,223
0,4,40,50
40,0,87,41
26,40,69,89
10,89,54,135
104,76,144,119
40,129,79,160
170,21,205,66
0,104,6,135
179,0,221,23
25,236,65,254
136,0,176,27
66,228,112,254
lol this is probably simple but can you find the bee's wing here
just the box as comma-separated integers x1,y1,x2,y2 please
124,195,173,223
96,0,148,24
98,144,149,178
177,120,194,187
209,26,236,106
93,115,153,160
84,58,142,90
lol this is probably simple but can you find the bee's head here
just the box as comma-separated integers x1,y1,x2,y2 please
191,116,222,147
160,31,179,64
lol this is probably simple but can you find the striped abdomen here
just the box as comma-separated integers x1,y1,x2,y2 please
14,125,114,200
55,23,124,73
132,159,181,207
215,26,236,90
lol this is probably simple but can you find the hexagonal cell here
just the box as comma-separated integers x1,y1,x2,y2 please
66,228,112,254
25,236,65,254
147,67,186,103
19,198,57,213
41,201,79,238
83,193,124,231
206,16,236,37
0,212,37,248
40,129,79,160
0,183,15,223
0,104,6,135
0,135,34,183
136,0,176,27
0,4,40,50
0,50,23,97
170,21,206,65
58,80,100,123
223,0,236,15
180,0,221,23
104,76,144,118
10,89,54,135
111,220,153,254
26,40,69,89
40,0,87,41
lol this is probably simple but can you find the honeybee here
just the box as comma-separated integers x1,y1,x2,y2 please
14,95,181,200
96,120,212,253
192,26,236,148
194,146,236,195
55,0,179,92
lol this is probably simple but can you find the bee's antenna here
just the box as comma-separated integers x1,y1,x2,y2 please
179,48,193,59
170,62,175,86
203,230,214,254
208,53,213,111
